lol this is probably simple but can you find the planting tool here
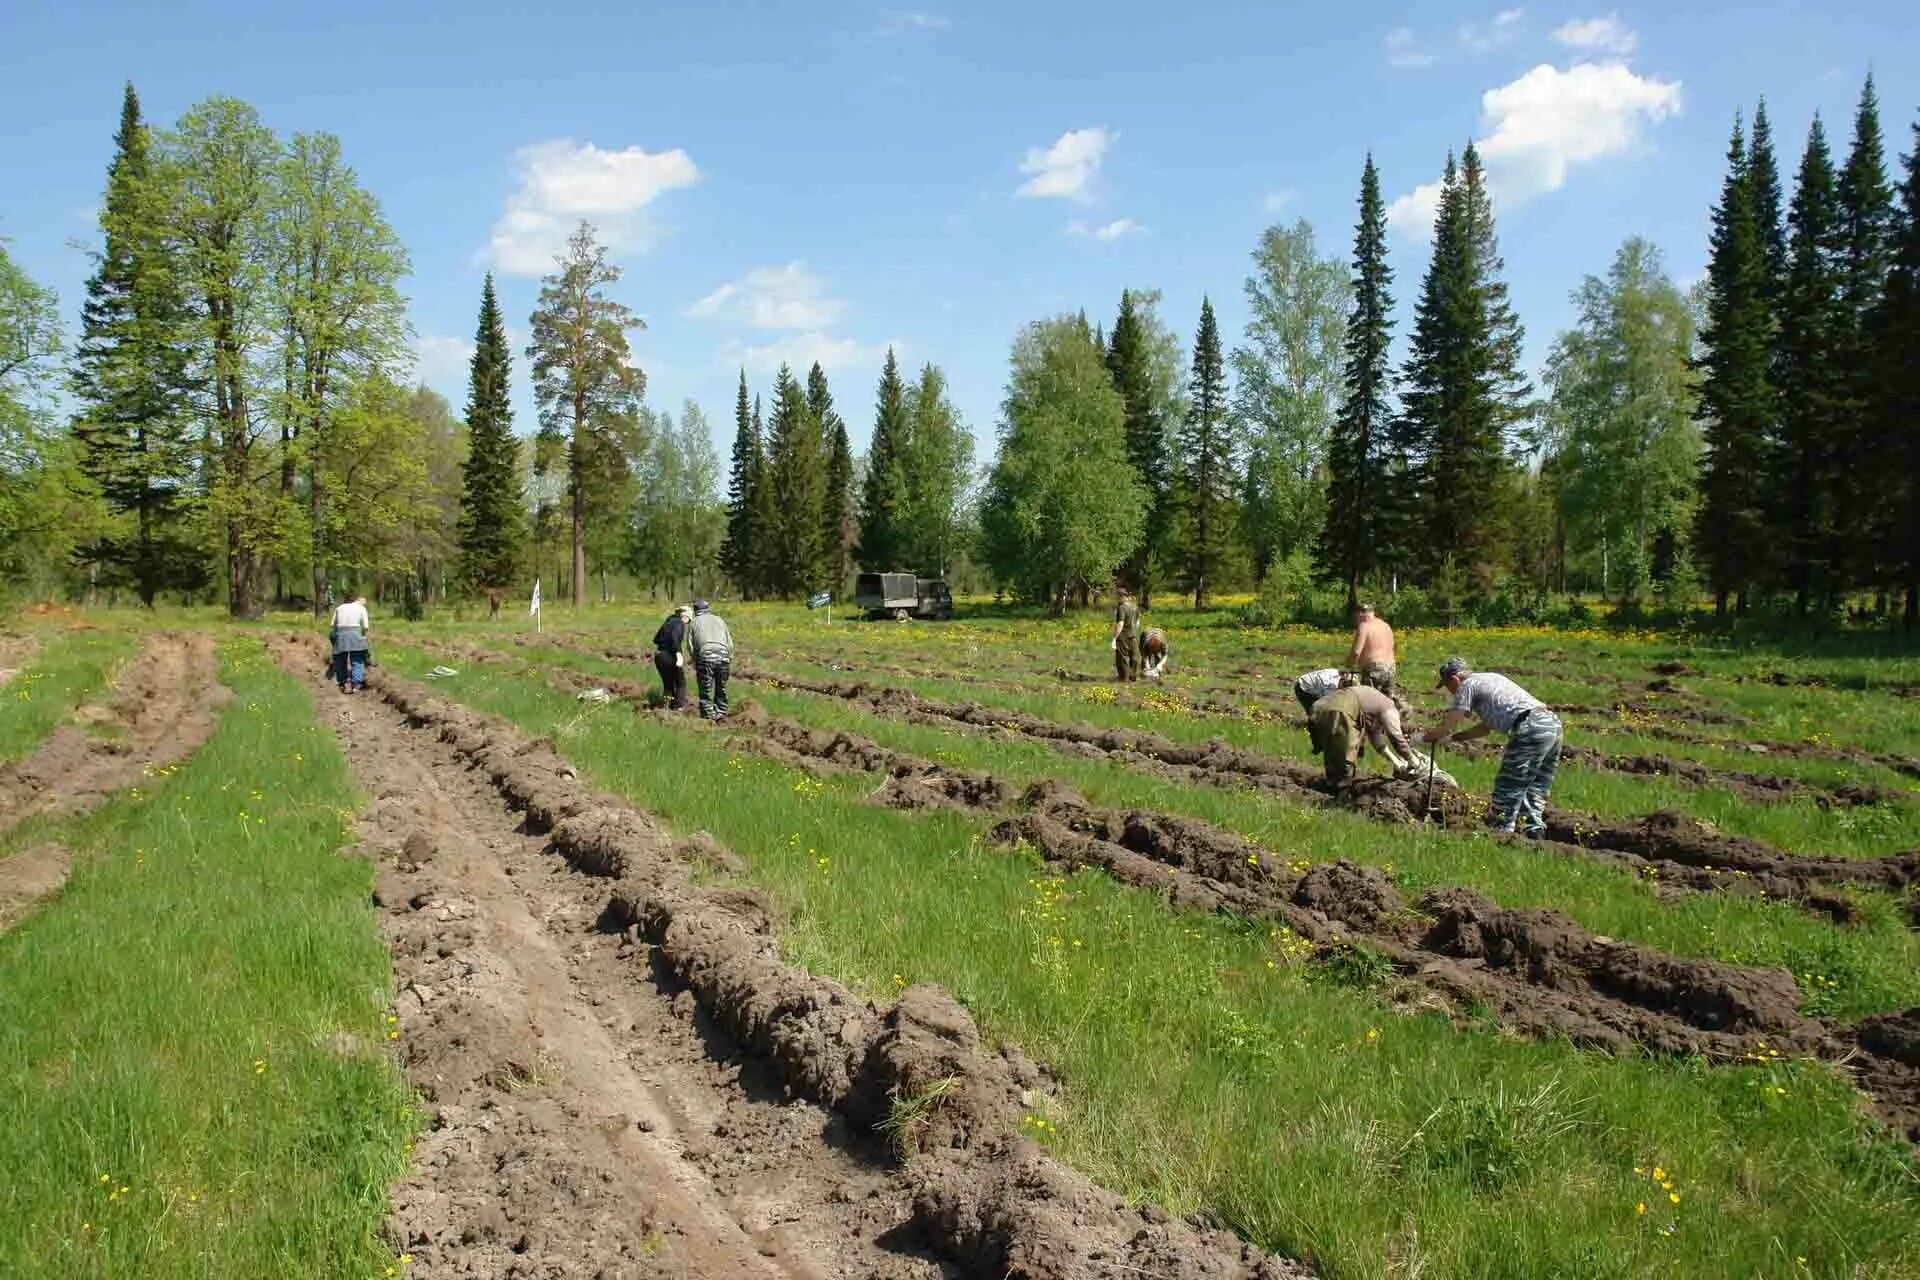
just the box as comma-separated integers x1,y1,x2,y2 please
1423,739,1440,823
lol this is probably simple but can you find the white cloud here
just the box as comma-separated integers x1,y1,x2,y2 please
1016,127,1113,203
1262,189,1297,213
1386,60,1682,236
1384,26,1435,69
726,332,898,378
687,262,846,330
1551,13,1637,55
1069,217,1145,242
485,139,701,275
876,11,949,34
1458,7,1526,53
411,334,474,395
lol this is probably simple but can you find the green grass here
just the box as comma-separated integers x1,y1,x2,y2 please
382,640,1920,1280
0,638,416,1279
0,629,137,764
414,635,1920,1019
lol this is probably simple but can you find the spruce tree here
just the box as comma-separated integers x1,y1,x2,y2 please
1834,74,1893,598
1694,116,1775,616
809,362,854,596
454,274,524,592
1177,297,1234,608
720,369,765,597
1106,290,1172,605
1775,117,1846,614
1318,155,1395,607
1386,154,1462,581
1873,112,1920,627
69,82,205,606
765,365,825,596
1749,100,1790,296
856,348,909,570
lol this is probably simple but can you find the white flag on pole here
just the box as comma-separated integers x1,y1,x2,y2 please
529,577,541,617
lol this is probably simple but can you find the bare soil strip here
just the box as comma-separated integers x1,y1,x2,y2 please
276,635,1305,1280
0,631,228,836
0,632,40,690
0,842,71,933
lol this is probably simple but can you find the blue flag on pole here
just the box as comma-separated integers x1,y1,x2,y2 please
805,591,832,610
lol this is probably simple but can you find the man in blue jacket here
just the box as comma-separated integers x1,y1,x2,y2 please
652,605,690,711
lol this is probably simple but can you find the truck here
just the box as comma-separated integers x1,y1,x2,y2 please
853,571,954,621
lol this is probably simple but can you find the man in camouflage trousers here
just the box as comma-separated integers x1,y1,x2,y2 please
1111,587,1142,682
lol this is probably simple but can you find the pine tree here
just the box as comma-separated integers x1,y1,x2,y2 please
1177,297,1234,608
809,362,854,597
1694,116,1775,616
719,370,766,597
1834,74,1893,600
1318,155,1395,607
1873,111,1920,627
1750,100,1790,296
1775,117,1847,614
1106,290,1172,605
526,222,646,607
857,348,909,571
454,274,524,593
1459,144,1532,448
765,365,825,596
68,82,205,606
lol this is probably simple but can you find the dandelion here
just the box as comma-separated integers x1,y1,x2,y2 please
1635,1202,1646,1215
1669,1192,1680,1205
253,1058,267,1075
1365,1028,1379,1041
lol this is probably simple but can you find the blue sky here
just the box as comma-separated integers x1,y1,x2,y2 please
3,1,1915,464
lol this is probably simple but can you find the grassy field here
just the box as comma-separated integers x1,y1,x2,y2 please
374,599,1920,1279
0,627,137,763
0,635,416,1278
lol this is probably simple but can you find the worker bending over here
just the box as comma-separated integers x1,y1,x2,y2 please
1419,657,1564,837
1141,628,1169,679
1309,684,1416,788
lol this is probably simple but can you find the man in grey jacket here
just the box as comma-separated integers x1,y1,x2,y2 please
687,599,734,721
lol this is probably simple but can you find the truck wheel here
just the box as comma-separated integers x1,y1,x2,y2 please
893,608,910,621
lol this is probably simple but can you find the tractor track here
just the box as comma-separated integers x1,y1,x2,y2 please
273,633,1305,1280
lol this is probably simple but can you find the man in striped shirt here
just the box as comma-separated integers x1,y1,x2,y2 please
1418,657,1564,837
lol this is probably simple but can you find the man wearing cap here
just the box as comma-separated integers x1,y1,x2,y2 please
687,600,734,721
1420,657,1564,837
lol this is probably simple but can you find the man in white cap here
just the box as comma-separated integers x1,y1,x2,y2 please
1419,657,1564,837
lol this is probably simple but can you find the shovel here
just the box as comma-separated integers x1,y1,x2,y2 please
1423,739,1441,823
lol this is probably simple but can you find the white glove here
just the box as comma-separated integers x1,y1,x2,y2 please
675,652,684,668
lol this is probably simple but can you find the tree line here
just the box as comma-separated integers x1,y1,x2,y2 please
4,76,1914,627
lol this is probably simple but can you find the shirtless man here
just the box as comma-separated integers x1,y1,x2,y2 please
1345,603,1404,712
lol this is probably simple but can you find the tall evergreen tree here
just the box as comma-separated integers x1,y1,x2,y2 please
1459,144,1533,448
1775,117,1847,614
1873,111,1920,627
526,221,647,607
1834,74,1894,599
809,362,855,596
764,364,825,596
857,348,909,570
720,370,765,597
1106,290,1172,604
1319,154,1395,607
1385,154,1461,580
1694,116,1776,615
68,82,205,606
1749,100,1790,296
1177,297,1235,608
454,274,523,591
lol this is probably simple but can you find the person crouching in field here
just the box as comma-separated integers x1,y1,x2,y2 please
1419,657,1564,837
1293,666,1350,716
687,600,733,721
1308,683,1414,788
1141,627,1169,679
652,605,690,711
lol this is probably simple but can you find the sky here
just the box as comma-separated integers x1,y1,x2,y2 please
3,0,1916,465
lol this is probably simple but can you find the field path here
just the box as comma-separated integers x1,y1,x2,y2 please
284,643,946,1279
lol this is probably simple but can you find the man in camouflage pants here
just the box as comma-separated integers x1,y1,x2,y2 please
1420,657,1564,836
1111,587,1141,682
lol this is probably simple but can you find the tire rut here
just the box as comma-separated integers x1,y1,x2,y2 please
273,634,1306,1280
